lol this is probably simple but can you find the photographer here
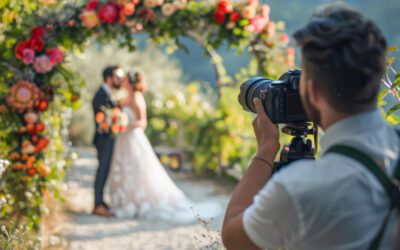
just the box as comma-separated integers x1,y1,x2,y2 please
222,3,399,250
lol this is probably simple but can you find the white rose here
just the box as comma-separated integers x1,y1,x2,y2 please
162,3,176,16
144,0,157,8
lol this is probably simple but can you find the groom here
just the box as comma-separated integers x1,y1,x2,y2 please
92,65,125,217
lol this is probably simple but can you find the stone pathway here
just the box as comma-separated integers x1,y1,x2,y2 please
63,148,233,250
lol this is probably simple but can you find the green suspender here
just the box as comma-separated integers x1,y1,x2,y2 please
326,130,400,250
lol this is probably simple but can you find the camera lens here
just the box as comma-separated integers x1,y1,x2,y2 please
238,77,272,113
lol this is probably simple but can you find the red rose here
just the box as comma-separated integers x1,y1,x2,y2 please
229,12,241,22
37,99,49,111
28,36,45,52
15,41,30,60
31,26,45,38
99,3,119,24
217,0,234,14
85,0,99,11
214,10,226,25
46,48,64,65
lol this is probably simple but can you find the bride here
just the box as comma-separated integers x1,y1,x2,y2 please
106,71,195,222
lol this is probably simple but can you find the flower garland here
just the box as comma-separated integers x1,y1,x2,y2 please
0,0,294,228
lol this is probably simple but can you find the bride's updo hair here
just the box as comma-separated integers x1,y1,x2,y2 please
127,71,147,92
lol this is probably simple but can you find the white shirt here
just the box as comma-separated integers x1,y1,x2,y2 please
243,109,400,250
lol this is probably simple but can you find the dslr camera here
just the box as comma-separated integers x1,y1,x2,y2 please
238,69,316,169
238,69,307,123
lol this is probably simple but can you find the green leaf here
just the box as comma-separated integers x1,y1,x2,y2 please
392,73,400,90
0,0,11,9
238,19,249,27
387,103,400,117
387,56,396,66
386,114,400,125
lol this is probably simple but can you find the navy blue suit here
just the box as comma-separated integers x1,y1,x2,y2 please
92,86,116,208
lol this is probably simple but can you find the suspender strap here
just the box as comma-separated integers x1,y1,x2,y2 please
326,130,400,250
326,145,394,197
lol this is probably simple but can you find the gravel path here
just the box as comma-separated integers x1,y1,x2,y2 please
63,148,233,250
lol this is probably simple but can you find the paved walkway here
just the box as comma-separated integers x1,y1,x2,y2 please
63,148,232,250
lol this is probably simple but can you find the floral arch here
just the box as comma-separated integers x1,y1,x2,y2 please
0,0,293,228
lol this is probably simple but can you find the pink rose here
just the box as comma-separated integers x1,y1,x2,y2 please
279,33,290,45
46,48,64,65
266,21,276,37
242,6,256,19
251,16,269,33
98,3,119,24
34,55,53,74
22,48,35,65
261,4,270,17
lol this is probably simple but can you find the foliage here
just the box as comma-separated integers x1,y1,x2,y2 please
0,0,292,230
378,46,400,126
146,61,275,172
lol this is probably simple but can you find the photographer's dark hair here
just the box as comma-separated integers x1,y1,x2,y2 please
294,3,387,113
127,71,147,92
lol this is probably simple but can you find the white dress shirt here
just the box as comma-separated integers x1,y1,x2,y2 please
243,109,399,250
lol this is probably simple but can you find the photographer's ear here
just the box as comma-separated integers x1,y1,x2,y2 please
307,79,321,106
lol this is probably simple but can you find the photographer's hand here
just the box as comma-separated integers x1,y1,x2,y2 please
252,98,280,160
221,98,280,250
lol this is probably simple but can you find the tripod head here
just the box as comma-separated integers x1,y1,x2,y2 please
274,123,317,172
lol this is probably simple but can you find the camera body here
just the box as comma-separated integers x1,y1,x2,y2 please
238,69,308,124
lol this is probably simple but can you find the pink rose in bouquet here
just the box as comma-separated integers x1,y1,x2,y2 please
99,3,119,23
46,48,64,65
22,48,35,65
34,55,53,74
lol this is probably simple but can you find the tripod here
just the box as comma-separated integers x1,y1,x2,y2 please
274,123,317,172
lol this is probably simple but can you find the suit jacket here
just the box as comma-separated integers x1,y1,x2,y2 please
92,86,116,146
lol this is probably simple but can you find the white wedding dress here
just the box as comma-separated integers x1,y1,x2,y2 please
106,107,218,223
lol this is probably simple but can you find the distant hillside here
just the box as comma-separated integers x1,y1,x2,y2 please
161,0,400,85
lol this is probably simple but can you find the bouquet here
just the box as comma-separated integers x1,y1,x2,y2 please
95,106,129,135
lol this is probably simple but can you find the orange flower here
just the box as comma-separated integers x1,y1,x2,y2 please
101,122,109,130
35,121,45,133
80,11,100,29
96,112,105,123
8,152,20,160
13,162,25,170
7,80,43,113
26,156,36,168
27,123,35,133
111,124,120,134
38,164,51,176
112,107,121,116
27,167,37,176
35,137,49,153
